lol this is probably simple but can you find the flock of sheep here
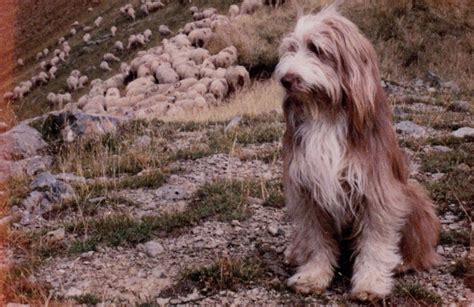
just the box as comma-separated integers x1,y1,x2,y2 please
4,0,285,120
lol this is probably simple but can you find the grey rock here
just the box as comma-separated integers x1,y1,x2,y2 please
31,172,57,191
64,287,83,297
447,100,471,113
0,124,47,160
144,241,165,257
268,225,279,236
24,155,53,176
451,127,474,138
46,228,65,243
133,135,152,148
395,121,427,138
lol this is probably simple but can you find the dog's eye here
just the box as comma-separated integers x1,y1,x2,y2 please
307,42,322,57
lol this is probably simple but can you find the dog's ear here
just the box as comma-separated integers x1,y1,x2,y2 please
333,22,380,136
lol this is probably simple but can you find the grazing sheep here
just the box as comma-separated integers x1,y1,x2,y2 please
173,78,198,92
100,61,112,71
241,0,263,15
58,37,65,45
114,41,124,51
83,26,93,32
137,65,152,78
63,44,71,57
188,48,210,64
103,53,121,62
17,58,24,66
67,76,79,91
43,48,49,56
202,8,217,18
51,56,60,66
263,0,285,8
225,65,250,92
158,25,172,36
36,52,43,61
189,6,199,14
127,7,136,20
47,93,57,104
72,21,80,27
36,71,49,84
56,93,72,106
155,65,179,84
143,29,153,42
70,70,81,78
70,28,77,35
111,26,117,36
83,96,106,114
175,62,200,79
54,49,61,56
204,92,217,106
120,62,131,75
229,4,240,18
3,91,15,101
59,52,67,62
193,12,204,20
79,75,89,88
49,66,58,79
170,34,191,48
214,46,238,68
188,28,212,48
40,61,48,70
188,83,207,96
83,33,91,43
128,34,146,48
95,16,103,27
183,22,196,34
209,78,229,100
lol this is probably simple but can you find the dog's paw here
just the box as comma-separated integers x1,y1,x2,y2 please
351,290,383,302
287,270,331,294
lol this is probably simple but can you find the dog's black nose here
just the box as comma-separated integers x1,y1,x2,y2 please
281,73,298,90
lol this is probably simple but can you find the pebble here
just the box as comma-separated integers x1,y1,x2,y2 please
144,240,165,257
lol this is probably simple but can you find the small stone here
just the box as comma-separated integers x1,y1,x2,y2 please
395,121,427,138
144,240,165,257
447,100,471,113
46,228,65,243
451,127,474,138
64,287,82,297
431,173,445,181
268,225,279,236
436,245,444,255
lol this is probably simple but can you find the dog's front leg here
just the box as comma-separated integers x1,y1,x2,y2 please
285,187,339,294
351,203,405,301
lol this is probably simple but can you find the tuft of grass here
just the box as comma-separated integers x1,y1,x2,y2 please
73,293,102,305
394,282,442,305
440,229,470,247
66,179,271,253
184,257,266,293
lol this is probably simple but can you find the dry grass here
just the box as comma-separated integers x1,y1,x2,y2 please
164,80,284,123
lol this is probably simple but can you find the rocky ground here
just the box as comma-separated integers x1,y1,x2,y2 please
1,76,472,305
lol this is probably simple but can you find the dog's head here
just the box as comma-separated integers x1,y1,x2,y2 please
276,7,382,132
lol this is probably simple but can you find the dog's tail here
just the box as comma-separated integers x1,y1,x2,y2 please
400,180,441,271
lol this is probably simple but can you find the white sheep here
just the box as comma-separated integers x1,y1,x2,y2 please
100,61,112,71
189,48,210,64
67,76,79,91
63,44,71,57
70,70,81,78
51,56,60,66
209,78,229,100
95,16,103,27
188,28,212,48
40,61,47,70
70,28,77,36
43,48,49,56
58,37,65,45
214,46,238,68
79,75,89,88
59,52,67,62
17,58,24,66
127,7,136,20
175,62,200,79
36,52,43,61
103,53,121,62
36,71,49,84
83,33,91,43
225,65,250,92
241,0,263,15
155,65,179,84
202,8,217,18
54,48,61,56
49,66,58,79
72,21,80,27
229,4,240,18
3,91,15,101
83,96,106,114
137,65,152,78
47,93,57,104
189,6,199,14
143,29,153,42
158,25,172,36
111,26,117,36
114,41,124,51
83,26,93,32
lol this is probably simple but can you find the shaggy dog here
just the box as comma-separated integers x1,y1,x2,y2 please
275,6,440,301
